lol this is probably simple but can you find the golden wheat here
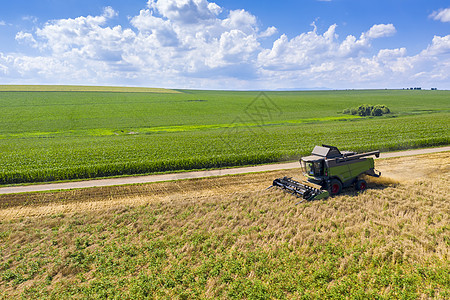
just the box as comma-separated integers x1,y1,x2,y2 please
0,152,448,298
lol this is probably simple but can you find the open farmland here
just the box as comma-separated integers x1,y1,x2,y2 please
0,87,449,184
0,152,448,299
0,85,181,93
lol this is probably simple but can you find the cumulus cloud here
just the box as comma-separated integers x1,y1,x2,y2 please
377,48,407,60
222,9,257,33
131,9,179,46
0,20,6,26
35,6,135,61
2,0,266,85
365,24,396,39
15,31,38,47
258,25,338,71
256,21,449,89
130,0,264,76
421,35,450,56
103,6,119,19
148,0,222,24
258,23,397,71
0,53,11,75
1,0,449,89
259,26,277,38
430,8,450,23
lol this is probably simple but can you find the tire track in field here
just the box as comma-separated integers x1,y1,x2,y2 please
0,146,449,195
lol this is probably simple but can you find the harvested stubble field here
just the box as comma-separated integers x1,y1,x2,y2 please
0,152,449,299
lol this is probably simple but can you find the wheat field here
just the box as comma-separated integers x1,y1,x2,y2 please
0,152,448,299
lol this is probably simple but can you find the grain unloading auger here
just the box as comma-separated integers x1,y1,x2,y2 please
269,145,381,202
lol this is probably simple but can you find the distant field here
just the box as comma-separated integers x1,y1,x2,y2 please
0,85,180,93
0,88,448,184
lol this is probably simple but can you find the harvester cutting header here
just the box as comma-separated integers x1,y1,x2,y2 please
270,145,381,201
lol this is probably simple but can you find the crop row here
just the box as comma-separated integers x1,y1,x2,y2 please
0,113,448,184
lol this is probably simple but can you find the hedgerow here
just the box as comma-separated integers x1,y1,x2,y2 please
343,104,391,116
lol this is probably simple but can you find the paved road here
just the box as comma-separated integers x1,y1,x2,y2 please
1,146,449,195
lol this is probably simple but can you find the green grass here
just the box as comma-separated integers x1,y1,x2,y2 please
0,88,449,184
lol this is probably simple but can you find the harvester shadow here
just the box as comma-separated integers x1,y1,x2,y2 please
283,177,399,203
334,177,399,198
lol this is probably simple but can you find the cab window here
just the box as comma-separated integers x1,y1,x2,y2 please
305,160,324,176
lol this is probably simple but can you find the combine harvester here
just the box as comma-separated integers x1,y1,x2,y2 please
270,145,381,201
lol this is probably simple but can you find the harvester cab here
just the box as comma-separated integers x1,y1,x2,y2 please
270,145,381,202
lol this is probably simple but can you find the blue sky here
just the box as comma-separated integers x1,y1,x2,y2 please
0,0,449,89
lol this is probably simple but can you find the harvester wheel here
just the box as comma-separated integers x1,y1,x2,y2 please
355,179,367,191
329,179,342,195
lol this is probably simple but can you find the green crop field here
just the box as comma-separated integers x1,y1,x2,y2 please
0,87,449,184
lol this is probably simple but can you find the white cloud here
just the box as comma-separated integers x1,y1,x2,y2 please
103,6,118,19
22,16,38,24
377,48,407,60
131,9,179,46
259,26,277,38
258,25,338,71
1,0,450,89
4,0,264,85
365,24,396,39
0,64,7,75
222,9,257,34
15,32,38,47
256,22,449,89
148,0,221,24
217,30,259,63
0,53,11,75
0,20,6,26
338,34,368,57
35,7,135,61
207,2,222,15
257,23,396,71
129,1,263,76
424,35,450,55
430,8,450,23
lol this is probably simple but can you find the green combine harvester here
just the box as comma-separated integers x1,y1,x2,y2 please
271,145,381,201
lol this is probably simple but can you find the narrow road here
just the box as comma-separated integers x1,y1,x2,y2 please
1,146,449,195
